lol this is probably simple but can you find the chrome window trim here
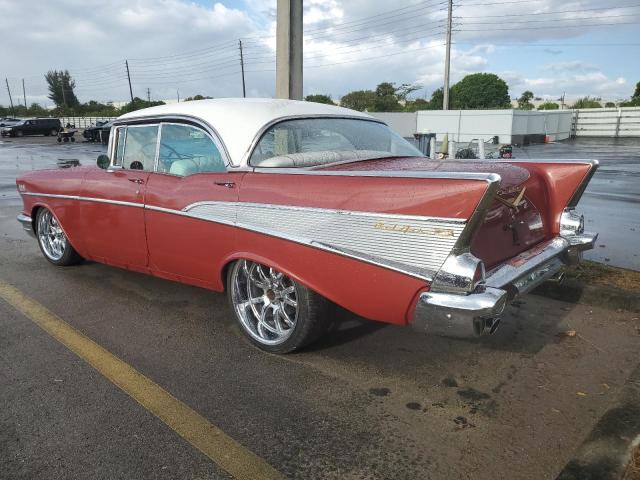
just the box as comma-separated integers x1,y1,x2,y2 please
112,114,232,168
251,168,501,183
116,123,160,172
153,123,163,173
242,114,387,169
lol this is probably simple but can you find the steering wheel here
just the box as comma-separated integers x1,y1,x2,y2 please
141,142,201,173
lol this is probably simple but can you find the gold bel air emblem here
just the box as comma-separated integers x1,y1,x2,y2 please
494,186,526,210
373,222,455,238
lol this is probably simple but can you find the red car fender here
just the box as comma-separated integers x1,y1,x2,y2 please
218,229,429,325
24,198,89,260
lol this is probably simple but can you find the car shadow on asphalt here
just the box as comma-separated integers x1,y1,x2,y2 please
304,292,576,357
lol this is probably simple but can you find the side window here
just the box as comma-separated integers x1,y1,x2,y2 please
121,125,159,171
157,123,226,176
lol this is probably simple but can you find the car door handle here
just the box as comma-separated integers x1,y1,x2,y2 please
214,181,235,188
128,178,145,184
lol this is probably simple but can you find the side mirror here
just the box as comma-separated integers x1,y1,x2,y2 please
96,154,110,169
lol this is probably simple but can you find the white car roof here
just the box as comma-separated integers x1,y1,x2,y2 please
118,98,377,167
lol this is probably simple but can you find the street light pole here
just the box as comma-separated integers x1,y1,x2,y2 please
443,0,453,110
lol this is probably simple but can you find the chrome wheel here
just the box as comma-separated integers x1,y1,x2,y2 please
230,260,299,346
37,209,67,261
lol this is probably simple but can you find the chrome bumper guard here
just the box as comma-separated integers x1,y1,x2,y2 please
17,214,35,238
412,232,597,338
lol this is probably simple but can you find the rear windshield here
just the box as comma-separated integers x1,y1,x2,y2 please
249,118,422,168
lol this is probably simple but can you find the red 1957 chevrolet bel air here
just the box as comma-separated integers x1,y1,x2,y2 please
16,98,597,353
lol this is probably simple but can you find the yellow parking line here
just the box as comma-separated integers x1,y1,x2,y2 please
0,281,284,480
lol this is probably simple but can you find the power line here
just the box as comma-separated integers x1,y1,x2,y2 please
458,13,640,25
457,3,640,18
296,0,447,34
457,20,640,31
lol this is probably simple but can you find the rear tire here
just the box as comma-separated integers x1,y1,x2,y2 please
35,208,83,266
227,260,331,353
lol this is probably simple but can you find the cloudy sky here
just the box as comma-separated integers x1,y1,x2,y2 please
1,0,639,107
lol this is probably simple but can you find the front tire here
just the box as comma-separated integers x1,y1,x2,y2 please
36,208,83,266
227,260,330,353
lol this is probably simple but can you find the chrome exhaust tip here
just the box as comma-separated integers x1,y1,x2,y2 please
483,317,501,335
547,271,565,283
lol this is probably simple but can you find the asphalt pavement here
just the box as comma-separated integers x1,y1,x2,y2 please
1,135,640,479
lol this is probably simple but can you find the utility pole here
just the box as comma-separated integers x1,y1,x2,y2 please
442,0,453,110
61,77,67,108
5,78,15,115
125,60,134,103
147,87,151,102
22,79,27,108
239,39,246,98
276,0,303,100
177,90,180,103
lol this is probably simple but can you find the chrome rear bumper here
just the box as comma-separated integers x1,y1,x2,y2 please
412,232,597,338
17,213,35,238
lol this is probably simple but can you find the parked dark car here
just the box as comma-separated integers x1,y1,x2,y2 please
1,118,61,137
83,120,109,142
90,120,113,144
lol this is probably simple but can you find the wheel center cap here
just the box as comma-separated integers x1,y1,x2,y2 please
266,289,276,302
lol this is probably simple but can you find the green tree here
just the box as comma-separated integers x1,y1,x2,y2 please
517,91,534,110
572,97,602,109
404,98,430,112
76,100,118,116
340,89,376,111
605,102,616,108
537,101,559,110
119,97,166,114
396,83,421,101
426,88,444,110
372,82,402,111
620,82,640,106
304,94,334,105
30,103,49,116
184,95,213,101
45,70,79,109
450,73,511,109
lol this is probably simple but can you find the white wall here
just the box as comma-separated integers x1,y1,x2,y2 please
362,107,640,143
415,110,515,143
368,112,417,138
573,107,640,137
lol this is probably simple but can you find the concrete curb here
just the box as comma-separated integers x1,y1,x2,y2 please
556,364,640,480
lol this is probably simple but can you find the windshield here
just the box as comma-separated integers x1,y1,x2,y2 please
249,118,422,168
